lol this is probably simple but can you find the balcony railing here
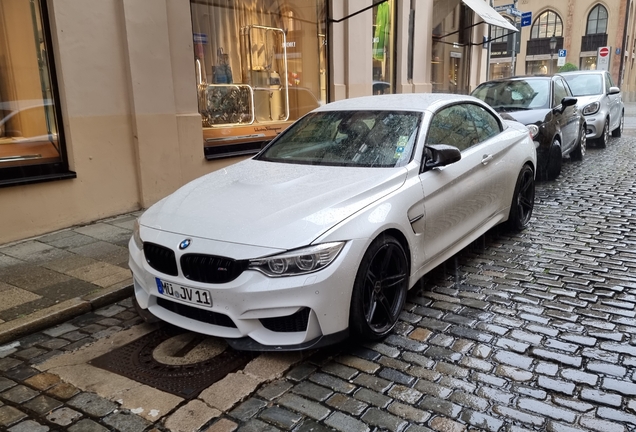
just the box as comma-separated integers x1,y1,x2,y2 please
526,36,564,56
581,33,608,52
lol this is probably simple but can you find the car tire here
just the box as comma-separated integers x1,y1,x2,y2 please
507,165,535,231
545,139,562,181
612,112,624,137
597,118,609,148
571,126,586,161
349,234,408,341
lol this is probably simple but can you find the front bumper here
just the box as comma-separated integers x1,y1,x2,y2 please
128,230,366,350
583,111,608,139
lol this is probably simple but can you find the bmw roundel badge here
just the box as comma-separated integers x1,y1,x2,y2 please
179,238,192,250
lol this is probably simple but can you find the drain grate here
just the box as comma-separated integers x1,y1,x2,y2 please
89,326,257,399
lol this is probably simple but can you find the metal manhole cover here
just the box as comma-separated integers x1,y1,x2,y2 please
89,326,257,399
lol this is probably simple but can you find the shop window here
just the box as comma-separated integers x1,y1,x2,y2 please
190,0,327,160
0,0,73,187
372,0,394,95
431,4,470,94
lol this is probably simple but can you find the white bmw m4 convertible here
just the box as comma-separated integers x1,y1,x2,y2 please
129,93,537,351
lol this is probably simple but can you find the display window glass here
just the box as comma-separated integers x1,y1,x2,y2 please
580,56,597,70
526,60,552,75
0,0,71,186
372,0,394,95
190,0,327,159
431,4,469,94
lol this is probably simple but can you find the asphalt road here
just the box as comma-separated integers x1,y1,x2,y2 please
2,112,636,432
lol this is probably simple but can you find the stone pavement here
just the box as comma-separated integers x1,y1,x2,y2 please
0,212,140,344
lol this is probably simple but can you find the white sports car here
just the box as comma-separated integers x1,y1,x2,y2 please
129,94,537,351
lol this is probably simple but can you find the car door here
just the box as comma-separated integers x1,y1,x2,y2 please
553,77,578,152
605,72,621,131
413,103,513,265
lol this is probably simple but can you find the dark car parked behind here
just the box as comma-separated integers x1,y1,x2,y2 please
472,75,586,180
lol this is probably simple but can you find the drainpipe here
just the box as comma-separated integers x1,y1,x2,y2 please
620,0,631,87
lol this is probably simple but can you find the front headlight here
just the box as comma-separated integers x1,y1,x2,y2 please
248,242,345,277
583,101,600,115
526,124,540,139
133,219,144,250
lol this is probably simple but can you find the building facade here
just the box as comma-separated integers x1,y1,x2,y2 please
490,0,636,99
0,0,510,245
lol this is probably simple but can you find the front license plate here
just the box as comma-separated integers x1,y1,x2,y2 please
155,278,212,307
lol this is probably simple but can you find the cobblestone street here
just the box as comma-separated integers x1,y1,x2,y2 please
1,127,636,431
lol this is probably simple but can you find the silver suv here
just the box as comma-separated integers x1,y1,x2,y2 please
558,70,624,148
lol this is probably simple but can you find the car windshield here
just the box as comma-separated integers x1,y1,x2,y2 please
472,79,550,111
257,110,421,167
561,74,603,96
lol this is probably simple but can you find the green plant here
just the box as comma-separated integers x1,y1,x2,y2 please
558,62,578,72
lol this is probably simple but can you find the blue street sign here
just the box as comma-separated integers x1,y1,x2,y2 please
521,11,532,27
558,49,567,58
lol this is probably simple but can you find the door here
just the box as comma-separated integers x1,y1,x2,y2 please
605,72,621,131
414,103,513,265
553,77,578,152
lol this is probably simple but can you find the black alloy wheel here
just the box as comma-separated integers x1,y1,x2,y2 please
598,118,609,148
612,112,624,137
507,165,535,231
571,126,586,161
350,235,408,341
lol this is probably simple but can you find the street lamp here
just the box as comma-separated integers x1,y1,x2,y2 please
549,34,557,74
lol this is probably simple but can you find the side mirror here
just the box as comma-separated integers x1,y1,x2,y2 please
424,144,461,170
561,97,577,108
608,86,621,95
554,96,577,114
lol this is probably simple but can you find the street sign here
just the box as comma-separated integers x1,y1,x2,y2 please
597,46,611,71
509,8,522,17
521,11,532,27
557,49,567,67
494,4,514,12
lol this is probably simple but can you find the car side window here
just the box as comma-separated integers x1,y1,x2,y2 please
427,104,479,151
464,104,501,143
553,79,569,106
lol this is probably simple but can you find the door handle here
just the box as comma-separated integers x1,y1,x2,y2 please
481,154,493,165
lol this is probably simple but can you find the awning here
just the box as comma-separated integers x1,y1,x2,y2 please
462,0,518,32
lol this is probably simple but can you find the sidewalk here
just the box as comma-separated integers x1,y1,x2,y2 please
0,211,140,344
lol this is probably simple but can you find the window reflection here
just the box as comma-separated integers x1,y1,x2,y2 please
0,0,61,168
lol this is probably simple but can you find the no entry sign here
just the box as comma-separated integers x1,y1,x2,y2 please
597,46,611,71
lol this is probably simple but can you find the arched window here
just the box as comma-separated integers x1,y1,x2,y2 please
490,16,514,43
586,4,608,34
530,10,563,39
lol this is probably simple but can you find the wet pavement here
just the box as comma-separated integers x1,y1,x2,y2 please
1,107,636,431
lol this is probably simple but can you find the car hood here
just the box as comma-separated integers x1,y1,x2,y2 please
500,108,550,126
141,159,408,250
